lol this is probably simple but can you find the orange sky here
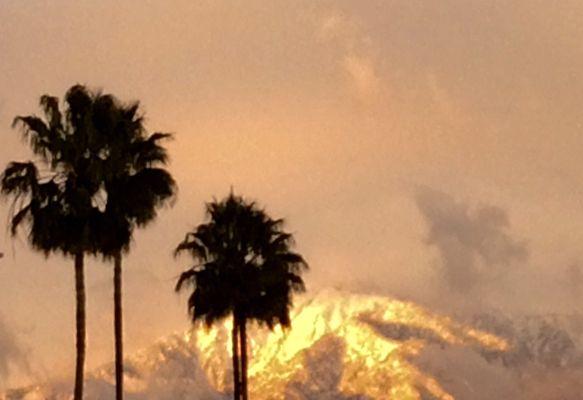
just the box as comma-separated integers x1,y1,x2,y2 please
1,0,583,388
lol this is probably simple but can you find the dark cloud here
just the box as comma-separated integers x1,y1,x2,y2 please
415,186,527,292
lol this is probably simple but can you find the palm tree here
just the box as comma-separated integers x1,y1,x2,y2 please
91,93,176,400
1,85,108,400
175,193,308,400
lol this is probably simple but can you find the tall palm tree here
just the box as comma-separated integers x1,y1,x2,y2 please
91,93,176,400
175,193,308,400
1,85,108,400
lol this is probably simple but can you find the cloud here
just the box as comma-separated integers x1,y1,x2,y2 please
314,9,381,100
342,54,380,99
415,186,527,292
0,314,28,388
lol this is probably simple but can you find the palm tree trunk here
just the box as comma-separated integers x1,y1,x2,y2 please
239,317,248,400
114,251,124,400
232,316,241,400
74,252,86,400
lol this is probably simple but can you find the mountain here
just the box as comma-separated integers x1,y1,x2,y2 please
470,313,583,369
3,289,583,400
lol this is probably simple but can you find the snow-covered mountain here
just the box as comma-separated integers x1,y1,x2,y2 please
4,290,583,400
470,313,583,369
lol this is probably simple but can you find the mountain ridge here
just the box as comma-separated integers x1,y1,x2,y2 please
4,289,583,400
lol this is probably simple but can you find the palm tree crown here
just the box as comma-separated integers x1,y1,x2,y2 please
1,85,107,256
92,93,176,257
175,193,307,328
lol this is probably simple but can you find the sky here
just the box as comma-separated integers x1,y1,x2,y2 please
1,0,583,388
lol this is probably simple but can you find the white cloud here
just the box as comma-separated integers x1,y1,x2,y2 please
314,9,381,101
342,54,380,99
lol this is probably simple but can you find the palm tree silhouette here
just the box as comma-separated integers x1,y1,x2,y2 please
0,85,109,400
175,193,308,400
93,93,176,400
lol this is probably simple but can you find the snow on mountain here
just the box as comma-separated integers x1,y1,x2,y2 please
3,289,583,400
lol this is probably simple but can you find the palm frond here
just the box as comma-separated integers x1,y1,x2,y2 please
131,133,172,169
12,116,59,161
10,203,32,235
120,168,176,226
39,95,62,131
175,269,198,291
1,162,39,197
174,232,208,260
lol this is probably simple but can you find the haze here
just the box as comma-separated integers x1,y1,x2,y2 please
1,0,583,388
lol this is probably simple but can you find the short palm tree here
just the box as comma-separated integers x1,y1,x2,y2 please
175,193,308,400
91,93,176,400
1,85,108,400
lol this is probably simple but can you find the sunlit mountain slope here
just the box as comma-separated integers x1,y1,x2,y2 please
3,289,509,400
